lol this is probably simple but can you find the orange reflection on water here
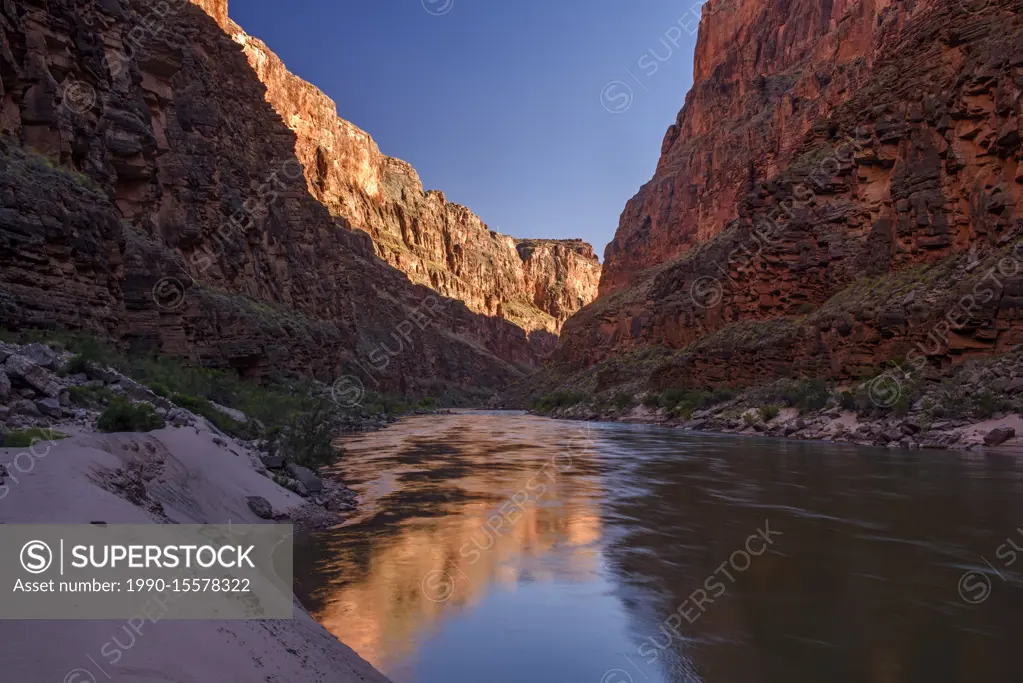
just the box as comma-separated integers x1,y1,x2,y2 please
299,413,604,672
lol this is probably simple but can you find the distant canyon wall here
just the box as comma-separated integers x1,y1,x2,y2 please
228,20,600,336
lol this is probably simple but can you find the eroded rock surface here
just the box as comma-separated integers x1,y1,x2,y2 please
555,0,1023,390
231,24,600,336
0,0,598,394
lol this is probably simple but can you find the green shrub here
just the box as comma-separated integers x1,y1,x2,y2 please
971,389,1011,419
758,404,781,421
68,385,115,407
534,390,588,413
97,399,165,433
613,392,636,410
266,401,343,471
170,393,256,440
792,379,830,412
660,388,690,410
658,386,734,419
643,393,662,409
928,382,967,419
62,354,91,376
769,378,830,412
742,411,759,427
2,428,67,448
850,370,922,419
838,390,856,411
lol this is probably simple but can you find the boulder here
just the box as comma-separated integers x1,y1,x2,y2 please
0,342,16,363
167,408,190,426
85,366,121,384
900,421,921,435
983,427,1015,447
0,370,10,401
286,463,323,493
14,399,41,417
20,343,60,370
36,397,62,418
245,496,274,520
261,455,285,469
4,354,61,398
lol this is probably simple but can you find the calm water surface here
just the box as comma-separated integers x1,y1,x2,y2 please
294,411,1023,683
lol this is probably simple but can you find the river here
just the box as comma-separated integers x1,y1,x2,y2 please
294,411,1023,683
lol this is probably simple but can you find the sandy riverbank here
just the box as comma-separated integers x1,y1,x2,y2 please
0,421,392,683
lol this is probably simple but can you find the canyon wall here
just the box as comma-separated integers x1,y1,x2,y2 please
0,0,580,396
601,0,929,294
552,0,1022,392
229,23,600,336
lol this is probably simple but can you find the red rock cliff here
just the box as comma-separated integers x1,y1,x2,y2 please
601,0,925,294
0,0,574,395
554,0,1022,390
228,22,600,336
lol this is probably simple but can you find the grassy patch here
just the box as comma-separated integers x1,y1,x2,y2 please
658,387,735,419
68,385,116,407
0,327,442,470
61,354,91,376
612,392,635,411
533,390,589,414
765,378,831,413
170,393,256,440
2,428,67,448
97,399,165,433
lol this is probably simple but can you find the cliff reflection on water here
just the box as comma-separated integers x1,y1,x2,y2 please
295,412,1023,683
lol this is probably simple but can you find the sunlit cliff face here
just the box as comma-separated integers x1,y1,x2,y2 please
228,20,601,339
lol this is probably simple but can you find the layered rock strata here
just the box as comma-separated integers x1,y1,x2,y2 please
229,23,600,336
0,0,595,395
552,0,1022,392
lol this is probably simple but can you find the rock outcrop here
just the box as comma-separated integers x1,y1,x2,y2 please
551,0,1023,393
230,24,600,336
0,0,597,395
600,0,988,294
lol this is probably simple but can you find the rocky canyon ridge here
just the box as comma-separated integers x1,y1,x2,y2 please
540,0,1023,399
0,0,600,397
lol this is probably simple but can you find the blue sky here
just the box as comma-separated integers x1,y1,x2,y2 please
232,0,706,259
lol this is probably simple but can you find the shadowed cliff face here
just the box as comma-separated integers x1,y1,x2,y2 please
601,0,927,295
553,0,1022,390
228,23,600,337
0,0,581,394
